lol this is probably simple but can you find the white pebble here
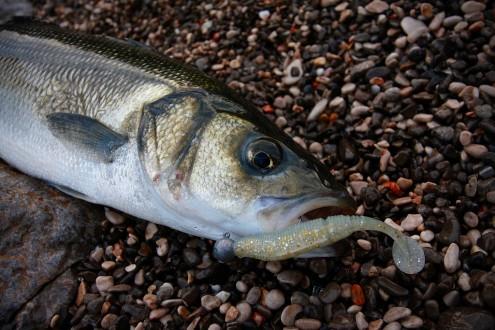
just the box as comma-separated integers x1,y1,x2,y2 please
307,99,328,121
356,312,369,330
401,17,428,43
357,239,372,251
401,214,423,231
383,306,411,323
420,230,434,242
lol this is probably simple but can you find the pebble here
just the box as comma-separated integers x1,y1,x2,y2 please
413,113,433,123
281,304,303,326
383,322,401,330
355,312,368,330
105,208,125,225
443,15,463,28
459,131,472,146
443,290,461,307
145,222,158,240
357,239,372,251
401,17,428,43
461,1,486,14
149,308,168,320
365,0,389,14
95,276,113,293
465,144,488,158
350,181,368,195
225,305,239,322
265,261,282,273
143,293,158,309
342,82,356,94
235,280,248,293
401,214,423,231
236,302,252,322
429,11,445,31
401,315,424,328
444,243,460,273
480,84,495,97
201,295,222,311
246,286,261,305
307,98,328,122
156,237,168,257
294,318,322,330
420,230,434,242
319,282,341,303
216,291,231,303
277,270,304,286
283,59,303,85
101,260,116,271
383,307,412,323
464,211,479,228
264,289,285,310
377,277,408,296
438,307,495,329
134,269,144,286
100,313,118,329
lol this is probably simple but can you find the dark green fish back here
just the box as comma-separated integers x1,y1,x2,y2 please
0,18,228,98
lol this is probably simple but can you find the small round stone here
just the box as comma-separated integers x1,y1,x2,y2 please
264,289,285,310
236,302,252,322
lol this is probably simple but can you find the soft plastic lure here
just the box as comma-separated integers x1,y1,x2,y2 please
213,215,425,274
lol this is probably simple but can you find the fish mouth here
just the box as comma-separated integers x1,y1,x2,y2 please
256,190,356,231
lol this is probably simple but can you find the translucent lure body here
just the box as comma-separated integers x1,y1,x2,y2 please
213,215,425,274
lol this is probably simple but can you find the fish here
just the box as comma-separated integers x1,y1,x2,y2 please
0,18,355,243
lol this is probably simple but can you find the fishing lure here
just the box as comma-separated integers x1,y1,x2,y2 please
213,215,425,274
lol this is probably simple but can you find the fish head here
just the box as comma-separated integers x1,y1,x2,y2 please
139,90,355,239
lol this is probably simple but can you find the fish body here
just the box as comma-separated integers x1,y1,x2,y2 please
0,19,354,241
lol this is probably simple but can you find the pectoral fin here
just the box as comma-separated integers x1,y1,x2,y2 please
46,113,128,162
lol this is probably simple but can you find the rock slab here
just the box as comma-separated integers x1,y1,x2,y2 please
0,162,101,328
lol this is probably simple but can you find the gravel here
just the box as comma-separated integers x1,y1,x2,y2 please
29,0,495,329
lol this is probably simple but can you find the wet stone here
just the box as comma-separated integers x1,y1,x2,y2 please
246,287,261,305
377,277,408,296
264,289,285,310
281,304,303,326
383,306,412,323
277,270,304,286
438,307,495,330
294,318,322,330
319,282,341,304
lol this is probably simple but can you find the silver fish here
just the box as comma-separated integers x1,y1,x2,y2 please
0,19,355,242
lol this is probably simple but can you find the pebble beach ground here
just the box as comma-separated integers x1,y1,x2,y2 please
31,0,495,329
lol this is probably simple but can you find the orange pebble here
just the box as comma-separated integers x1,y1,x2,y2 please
351,284,365,306
328,112,338,122
262,104,274,113
369,77,384,85
383,181,401,195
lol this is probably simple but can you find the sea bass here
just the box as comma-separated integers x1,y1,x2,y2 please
0,19,355,241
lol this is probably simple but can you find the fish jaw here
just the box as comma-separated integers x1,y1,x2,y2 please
254,190,356,232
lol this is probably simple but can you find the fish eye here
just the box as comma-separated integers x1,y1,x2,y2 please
247,139,282,173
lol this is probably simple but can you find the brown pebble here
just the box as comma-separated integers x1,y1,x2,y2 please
281,304,303,326
225,305,239,322
294,318,322,330
100,313,118,329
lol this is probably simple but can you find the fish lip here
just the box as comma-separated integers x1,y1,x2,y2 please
256,190,356,231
